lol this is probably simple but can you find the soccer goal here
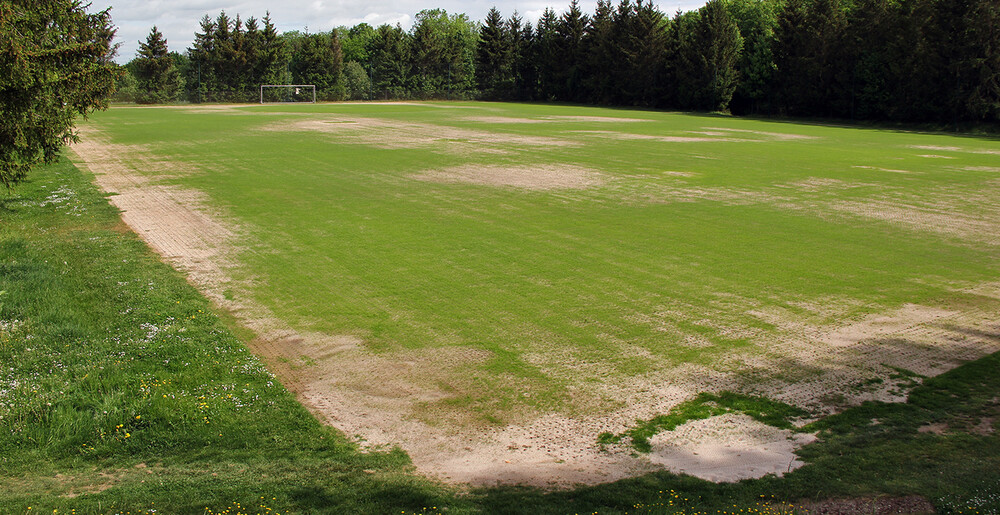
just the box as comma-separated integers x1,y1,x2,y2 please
260,84,316,104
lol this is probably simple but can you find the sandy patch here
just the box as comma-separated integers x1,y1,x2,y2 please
571,130,742,143
410,164,603,190
647,413,816,482
543,115,649,123
703,127,818,141
263,116,578,153
917,154,956,159
817,305,955,347
829,198,1000,246
461,115,650,124
783,177,870,192
910,145,962,151
851,165,912,174
964,166,1000,172
463,116,550,124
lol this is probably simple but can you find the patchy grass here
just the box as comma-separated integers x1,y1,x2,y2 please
74,102,1000,427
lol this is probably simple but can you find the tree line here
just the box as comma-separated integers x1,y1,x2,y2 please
118,0,999,124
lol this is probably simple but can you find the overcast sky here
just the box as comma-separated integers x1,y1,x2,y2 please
88,0,708,63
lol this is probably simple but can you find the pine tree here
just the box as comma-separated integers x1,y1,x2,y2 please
370,24,411,98
290,32,344,100
134,26,183,103
555,0,590,101
476,7,512,99
535,8,560,99
675,0,743,111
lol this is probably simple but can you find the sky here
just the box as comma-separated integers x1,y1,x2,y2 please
88,0,708,64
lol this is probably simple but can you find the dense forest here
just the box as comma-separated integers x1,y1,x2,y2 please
115,0,1000,124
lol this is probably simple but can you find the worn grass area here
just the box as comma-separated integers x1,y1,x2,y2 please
599,392,809,452
75,102,1000,428
1,148,998,513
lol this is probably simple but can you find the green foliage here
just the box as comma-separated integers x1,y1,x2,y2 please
476,7,513,99
0,0,118,188
186,11,286,103
111,66,140,103
342,61,371,100
289,31,344,100
369,24,411,98
133,26,183,104
725,0,782,114
674,0,744,111
409,9,478,97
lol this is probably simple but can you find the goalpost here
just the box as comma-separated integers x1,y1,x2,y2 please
260,84,317,104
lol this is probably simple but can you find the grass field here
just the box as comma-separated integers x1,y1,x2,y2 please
3,101,999,512
64,101,1000,485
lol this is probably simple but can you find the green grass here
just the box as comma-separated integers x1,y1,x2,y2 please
0,158,467,513
2,102,999,513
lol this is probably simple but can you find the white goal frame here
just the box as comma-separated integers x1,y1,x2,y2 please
260,84,317,104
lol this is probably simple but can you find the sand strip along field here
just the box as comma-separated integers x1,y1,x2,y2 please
70,117,1000,487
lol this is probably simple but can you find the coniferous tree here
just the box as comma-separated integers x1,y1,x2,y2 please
535,8,560,99
410,9,478,97
476,7,512,99
774,0,847,116
187,15,216,102
508,12,534,99
370,24,411,98
554,0,590,101
134,26,183,103
289,31,344,100
675,0,743,111
0,0,118,188
622,1,670,106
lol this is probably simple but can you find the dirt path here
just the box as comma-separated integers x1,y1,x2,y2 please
69,123,1000,487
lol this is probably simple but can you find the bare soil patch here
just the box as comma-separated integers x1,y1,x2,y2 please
543,115,650,123
263,116,578,154
851,165,913,174
410,164,604,190
799,496,936,515
829,197,1000,246
647,413,817,482
702,126,818,141
571,130,743,143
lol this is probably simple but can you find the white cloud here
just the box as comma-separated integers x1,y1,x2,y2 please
90,0,707,63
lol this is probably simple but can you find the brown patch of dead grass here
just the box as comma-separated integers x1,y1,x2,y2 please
262,116,579,153
410,164,604,191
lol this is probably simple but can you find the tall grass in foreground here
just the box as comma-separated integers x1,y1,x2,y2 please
0,158,465,513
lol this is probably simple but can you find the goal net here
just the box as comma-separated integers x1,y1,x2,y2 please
260,84,316,104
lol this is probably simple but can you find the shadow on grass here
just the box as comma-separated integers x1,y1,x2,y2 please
469,349,1000,514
